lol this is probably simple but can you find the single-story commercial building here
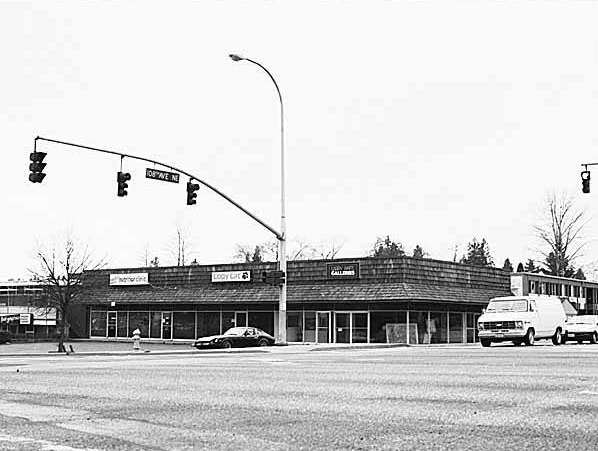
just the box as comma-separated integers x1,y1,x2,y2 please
74,256,516,344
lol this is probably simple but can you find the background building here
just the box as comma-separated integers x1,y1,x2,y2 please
0,280,56,339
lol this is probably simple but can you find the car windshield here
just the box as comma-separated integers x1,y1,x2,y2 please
223,327,247,336
486,300,528,312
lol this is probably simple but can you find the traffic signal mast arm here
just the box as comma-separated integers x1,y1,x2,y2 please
33,136,284,241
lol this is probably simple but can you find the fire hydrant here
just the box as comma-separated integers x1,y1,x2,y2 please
132,328,141,351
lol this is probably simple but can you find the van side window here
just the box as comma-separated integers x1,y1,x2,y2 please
529,301,536,312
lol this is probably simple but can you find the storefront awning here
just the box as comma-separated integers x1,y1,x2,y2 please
78,282,508,307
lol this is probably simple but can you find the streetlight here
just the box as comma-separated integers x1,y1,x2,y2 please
229,53,287,345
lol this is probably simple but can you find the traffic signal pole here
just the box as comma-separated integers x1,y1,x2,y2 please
31,136,284,243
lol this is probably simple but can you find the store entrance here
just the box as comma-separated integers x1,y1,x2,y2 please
162,312,172,340
335,312,350,343
334,312,369,344
107,311,117,338
316,311,331,343
235,312,247,327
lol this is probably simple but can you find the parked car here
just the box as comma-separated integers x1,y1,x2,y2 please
564,315,598,344
0,331,11,344
478,295,566,347
193,327,275,349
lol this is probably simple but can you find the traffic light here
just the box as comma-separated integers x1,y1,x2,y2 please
261,270,286,286
117,171,131,197
582,170,591,194
28,151,47,183
186,180,200,205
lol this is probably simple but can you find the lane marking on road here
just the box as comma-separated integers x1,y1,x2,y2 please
0,400,89,422
579,390,598,395
0,432,101,451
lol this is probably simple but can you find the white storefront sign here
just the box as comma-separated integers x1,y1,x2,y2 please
110,273,149,286
19,313,32,325
211,270,251,283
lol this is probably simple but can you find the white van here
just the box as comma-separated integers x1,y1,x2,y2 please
477,295,566,347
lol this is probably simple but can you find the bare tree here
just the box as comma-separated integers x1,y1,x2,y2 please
534,192,589,277
233,239,344,262
166,227,195,266
29,235,105,353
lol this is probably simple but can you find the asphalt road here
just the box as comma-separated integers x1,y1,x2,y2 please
1,344,598,450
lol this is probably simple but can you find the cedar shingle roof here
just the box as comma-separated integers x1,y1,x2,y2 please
79,282,508,306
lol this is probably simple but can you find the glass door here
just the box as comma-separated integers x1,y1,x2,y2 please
162,312,172,340
316,311,331,343
107,311,117,338
351,312,368,343
235,312,247,327
335,312,350,343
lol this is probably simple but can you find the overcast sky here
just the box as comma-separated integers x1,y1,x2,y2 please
2,1,598,280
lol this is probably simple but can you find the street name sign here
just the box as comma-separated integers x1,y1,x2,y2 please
145,168,180,183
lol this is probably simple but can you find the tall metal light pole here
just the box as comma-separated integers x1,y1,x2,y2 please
229,54,287,345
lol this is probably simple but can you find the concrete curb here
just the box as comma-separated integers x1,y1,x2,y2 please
0,348,269,358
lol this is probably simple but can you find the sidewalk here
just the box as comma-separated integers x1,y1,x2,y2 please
0,339,411,358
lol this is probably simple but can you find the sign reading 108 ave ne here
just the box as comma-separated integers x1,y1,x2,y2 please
145,168,180,183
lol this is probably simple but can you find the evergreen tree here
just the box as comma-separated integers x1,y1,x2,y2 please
516,262,524,272
371,236,405,258
524,259,536,272
502,258,513,272
460,238,494,267
412,245,427,259
574,268,586,280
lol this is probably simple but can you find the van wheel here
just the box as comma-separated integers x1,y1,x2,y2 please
591,333,598,344
524,329,535,346
480,339,492,347
513,340,522,346
552,329,562,346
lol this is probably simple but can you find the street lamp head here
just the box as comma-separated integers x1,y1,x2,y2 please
229,53,244,62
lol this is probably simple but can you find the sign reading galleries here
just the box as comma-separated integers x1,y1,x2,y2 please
326,262,360,279
110,273,149,286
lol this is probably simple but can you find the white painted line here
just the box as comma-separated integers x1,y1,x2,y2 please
0,432,101,451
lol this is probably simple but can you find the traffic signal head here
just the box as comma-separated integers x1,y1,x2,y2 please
28,151,47,183
186,181,200,205
582,170,591,194
117,171,131,197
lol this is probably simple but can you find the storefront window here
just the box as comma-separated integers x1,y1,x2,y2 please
304,311,316,342
173,312,195,339
90,311,107,337
197,312,220,338
409,311,428,344
429,312,448,344
150,311,162,338
286,311,303,342
128,311,149,338
449,312,464,343
248,312,274,336
117,312,128,338
370,311,407,343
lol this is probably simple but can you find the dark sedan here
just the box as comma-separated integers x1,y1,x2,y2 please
0,331,11,344
193,327,275,349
